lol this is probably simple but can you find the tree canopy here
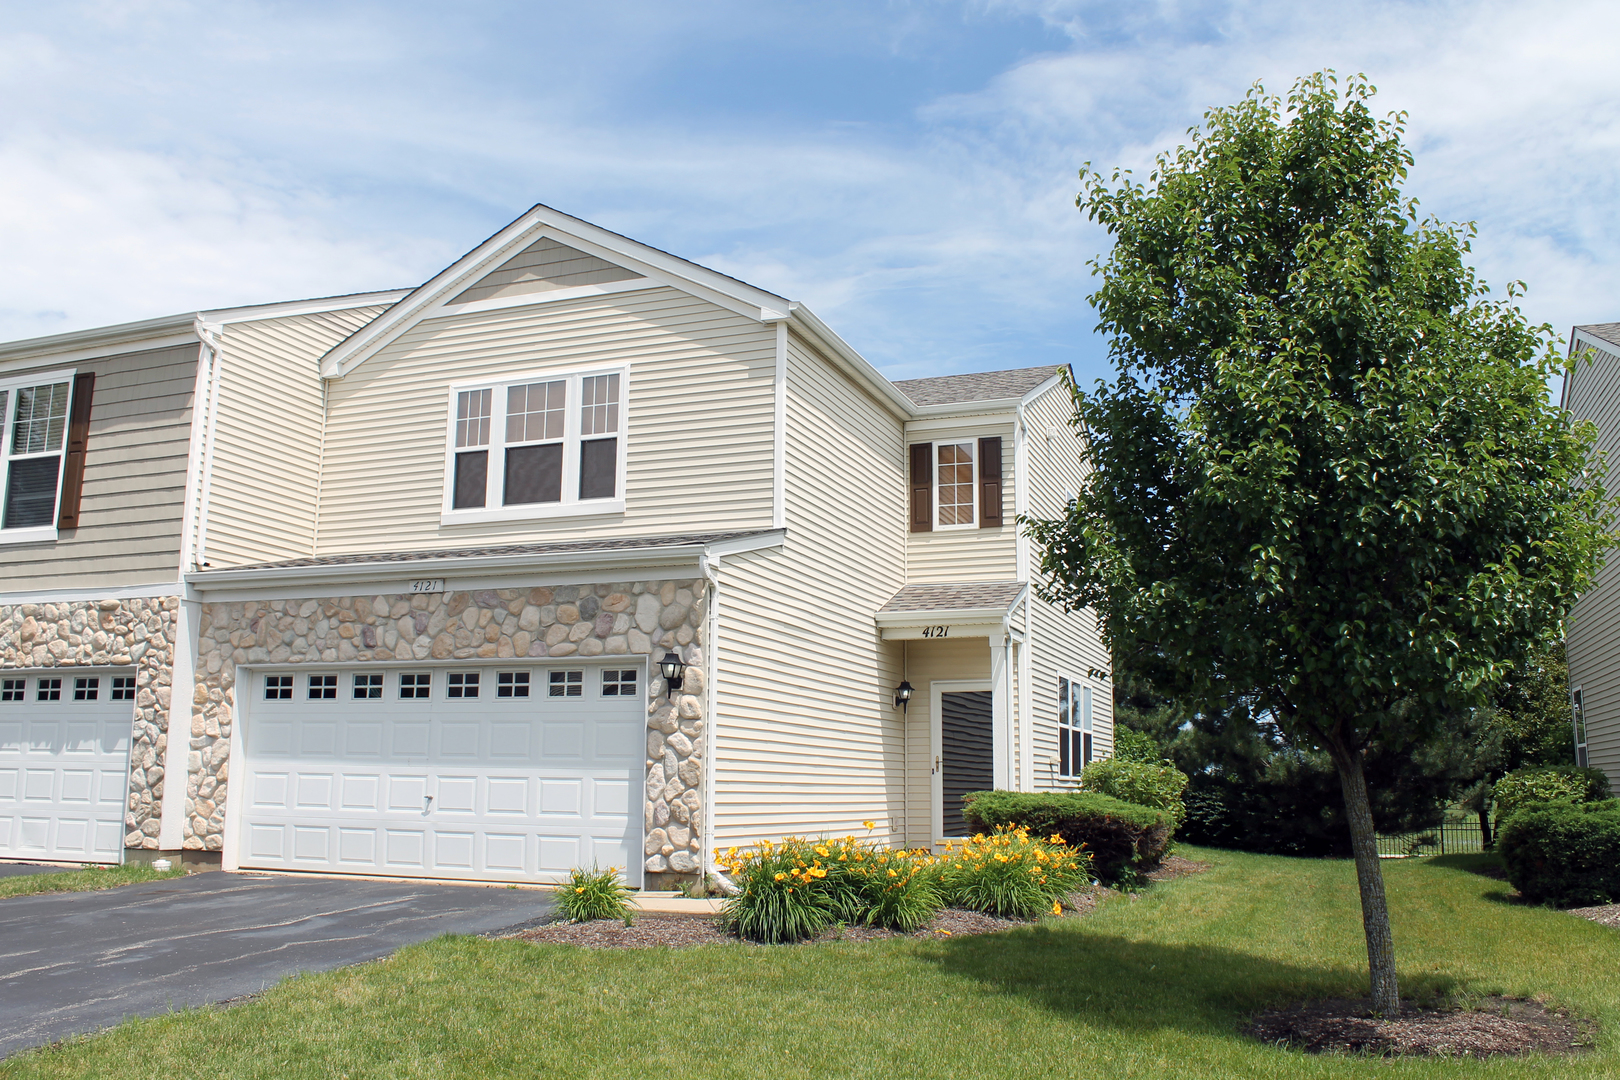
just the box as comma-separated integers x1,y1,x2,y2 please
1030,72,1609,1013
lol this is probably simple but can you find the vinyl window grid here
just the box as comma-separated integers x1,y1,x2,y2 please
73,677,99,701
442,366,627,523
0,677,23,702
0,369,74,539
307,675,338,700
935,441,976,528
111,676,135,701
1057,675,1093,778
549,670,583,697
353,673,384,699
400,673,432,699
601,669,638,697
448,672,480,699
264,675,293,700
37,677,62,701
497,671,530,698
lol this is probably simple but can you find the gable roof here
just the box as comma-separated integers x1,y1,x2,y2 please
1576,324,1620,352
318,203,792,379
895,365,1065,407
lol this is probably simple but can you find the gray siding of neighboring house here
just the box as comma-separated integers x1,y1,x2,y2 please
1564,334,1620,789
4,342,198,592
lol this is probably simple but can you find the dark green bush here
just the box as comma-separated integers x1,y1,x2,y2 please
556,865,635,925
1498,799,1620,907
961,790,1173,881
1493,765,1612,829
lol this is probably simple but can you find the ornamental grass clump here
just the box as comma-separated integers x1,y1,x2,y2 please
938,825,1091,919
556,865,635,926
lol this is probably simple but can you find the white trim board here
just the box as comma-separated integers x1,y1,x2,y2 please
0,580,182,606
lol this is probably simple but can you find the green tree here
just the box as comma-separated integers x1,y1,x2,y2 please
1463,641,1577,844
1029,73,1609,1013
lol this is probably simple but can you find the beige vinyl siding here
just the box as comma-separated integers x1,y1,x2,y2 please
711,330,908,846
1021,380,1112,786
452,237,642,305
4,343,197,591
898,636,993,846
206,307,390,568
316,287,777,554
1564,340,1620,787
904,420,1018,584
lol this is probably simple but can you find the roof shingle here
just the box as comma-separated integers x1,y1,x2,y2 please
894,366,1063,407
879,581,1026,614
1577,324,1620,351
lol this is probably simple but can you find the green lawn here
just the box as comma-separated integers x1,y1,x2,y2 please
0,863,183,901
5,847,1615,1078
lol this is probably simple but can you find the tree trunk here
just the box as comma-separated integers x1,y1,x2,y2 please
1477,802,1492,849
1326,739,1400,1015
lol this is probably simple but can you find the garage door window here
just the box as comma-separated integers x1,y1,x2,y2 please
265,675,293,700
448,672,480,698
400,673,431,698
1,677,22,701
497,672,530,697
111,676,135,700
73,677,99,700
353,674,383,699
601,669,637,696
550,670,583,697
308,675,337,700
37,678,61,701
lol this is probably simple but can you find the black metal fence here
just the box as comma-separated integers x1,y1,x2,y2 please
1375,820,1487,857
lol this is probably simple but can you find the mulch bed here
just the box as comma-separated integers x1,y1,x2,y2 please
497,855,1213,949
1248,996,1594,1058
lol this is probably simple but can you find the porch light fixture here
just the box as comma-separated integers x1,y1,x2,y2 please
894,681,914,710
658,651,686,695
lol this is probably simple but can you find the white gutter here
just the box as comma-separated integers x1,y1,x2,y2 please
783,303,917,420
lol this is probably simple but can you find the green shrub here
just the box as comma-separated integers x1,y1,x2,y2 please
717,837,842,942
1494,765,1612,828
845,846,944,932
961,790,1174,881
556,866,635,925
1497,799,1620,906
1081,757,1189,825
1112,727,1164,764
937,826,1091,918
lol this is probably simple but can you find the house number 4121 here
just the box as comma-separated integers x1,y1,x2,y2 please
921,625,950,638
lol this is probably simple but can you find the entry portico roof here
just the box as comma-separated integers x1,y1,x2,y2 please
875,581,1028,640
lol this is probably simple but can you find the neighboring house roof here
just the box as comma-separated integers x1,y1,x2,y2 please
1576,324,1620,351
879,582,1027,613
894,366,1065,407
207,531,777,573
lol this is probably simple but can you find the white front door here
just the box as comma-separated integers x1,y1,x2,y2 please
0,670,134,863
234,662,645,885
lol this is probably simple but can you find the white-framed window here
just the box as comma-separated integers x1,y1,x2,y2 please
1572,686,1589,768
935,440,976,528
1058,675,1093,778
442,366,627,523
0,369,74,541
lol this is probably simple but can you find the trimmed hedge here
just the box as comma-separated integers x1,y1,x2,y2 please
1080,758,1189,825
1497,799,1620,907
1493,765,1612,829
962,790,1173,881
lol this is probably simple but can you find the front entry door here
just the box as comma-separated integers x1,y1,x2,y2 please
939,690,993,838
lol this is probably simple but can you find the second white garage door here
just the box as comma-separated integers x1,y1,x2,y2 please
236,662,644,885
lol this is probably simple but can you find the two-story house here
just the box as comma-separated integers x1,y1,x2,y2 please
1,204,1111,887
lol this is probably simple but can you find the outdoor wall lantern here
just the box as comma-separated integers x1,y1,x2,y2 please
894,680,914,710
659,651,687,696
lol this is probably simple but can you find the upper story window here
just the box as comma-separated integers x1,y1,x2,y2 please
443,367,626,523
0,368,94,543
1057,675,1093,778
908,436,1003,533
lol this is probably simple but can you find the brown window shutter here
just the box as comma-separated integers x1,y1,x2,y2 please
979,435,1003,528
56,372,95,530
909,442,932,532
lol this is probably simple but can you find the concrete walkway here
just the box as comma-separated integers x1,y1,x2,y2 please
0,871,549,1058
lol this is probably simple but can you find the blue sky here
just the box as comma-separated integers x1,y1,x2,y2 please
0,0,1615,392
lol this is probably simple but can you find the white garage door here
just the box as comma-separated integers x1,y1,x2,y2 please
0,670,134,863
238,662,645,885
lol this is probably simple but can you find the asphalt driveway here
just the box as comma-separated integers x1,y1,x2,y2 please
0,871,551,1058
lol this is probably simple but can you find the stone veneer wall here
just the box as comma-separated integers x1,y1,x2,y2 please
189,581,707,877
0,597,179,849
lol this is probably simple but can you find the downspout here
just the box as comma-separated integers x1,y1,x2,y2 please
193,321,225,569
1014,395,1034,791
698,551,737,894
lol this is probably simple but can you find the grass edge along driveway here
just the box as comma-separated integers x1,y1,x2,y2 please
4,847,1615,1079
0,864,182,901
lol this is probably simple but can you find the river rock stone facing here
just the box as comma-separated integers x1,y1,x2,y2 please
189,580,706,880
0,596,179,849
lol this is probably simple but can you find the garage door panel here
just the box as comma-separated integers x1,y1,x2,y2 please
301,721,339,756
24,769,55,802
254,772,290,807
293,826,329,861
59,770,94,804
0,767,16,800
238,663,644,884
